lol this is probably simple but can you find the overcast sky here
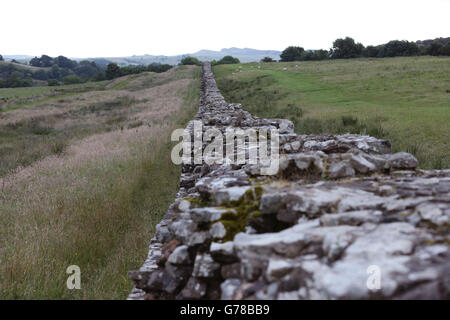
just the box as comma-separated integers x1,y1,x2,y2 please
2,0,449,58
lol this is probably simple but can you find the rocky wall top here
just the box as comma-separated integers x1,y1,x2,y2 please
128,62,450,300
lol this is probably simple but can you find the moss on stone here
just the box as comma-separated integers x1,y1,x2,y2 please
183,196,209,207
213,185,264,242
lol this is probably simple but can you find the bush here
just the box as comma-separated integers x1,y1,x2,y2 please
180,56,202,66
105,63,121,80
214,56,240,65
47,79,60,86
148,64,172,73
119,65,147,77
310,50,329,60
30,55,54,67
330,37,364,59
302,50,329,61
280,46,305,61
260,57,275,63
362,45,381,58
62,75,82,85
3,72,32,88
92,72,106,81
441,43,450,56
55,56,77,69
425,41,450,56
427,41,443,56
33,69,49,80
75,60,102,79
377,40,419,57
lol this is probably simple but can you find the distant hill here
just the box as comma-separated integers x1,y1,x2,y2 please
4,38,448,67
3,55,34,63
78,48,281,66
191,47,281,63
0,60,47,71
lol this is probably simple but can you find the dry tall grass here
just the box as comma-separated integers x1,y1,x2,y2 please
0,66,200,299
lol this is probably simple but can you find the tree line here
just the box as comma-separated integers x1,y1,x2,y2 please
0,54,172,88
180,55,241,66
276,37,450,62
103,62,172,80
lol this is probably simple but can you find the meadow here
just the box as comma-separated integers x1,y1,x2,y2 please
213,56,450,169
0,81,109,112
0,66,200,298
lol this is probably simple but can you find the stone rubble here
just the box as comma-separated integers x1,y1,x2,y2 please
128,62,450,300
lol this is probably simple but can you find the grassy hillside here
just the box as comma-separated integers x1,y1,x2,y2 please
213,56,450,169
0,81,109,112
0,66,200,299
0,61,50,71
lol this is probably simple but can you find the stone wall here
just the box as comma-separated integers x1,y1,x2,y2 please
128,62,450,300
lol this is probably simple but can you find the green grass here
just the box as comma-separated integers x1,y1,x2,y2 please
213,56,450,169
107,73,151,91
0,81,109,112
0,66,200,299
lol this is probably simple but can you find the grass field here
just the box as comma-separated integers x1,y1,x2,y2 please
0,81,110,112
213,56,450,169
0,61,50,72
0,65,200,299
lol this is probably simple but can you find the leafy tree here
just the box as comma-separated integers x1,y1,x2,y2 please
29,57,41,67
105,62,121,79
29,55,54,67
0,55,3,61
418,45,428,56
62,75,82,85
261,57,274,63
216,56,240,65
295,49,328,61
55,56,77,69
377,40,419,57
75,60,101,79
93,72,106,81
331,37,364,59
441,43,450,56
301,50,313,61
4,71,32,87
427,41,444,56
362,45,380,58
33,69,49,80
180,56,202,66
148,64,172,73
47,79,60,86
49,65,61,79
40,55,54,67
59,67,72,78
280,46,305,61
311,49,329,60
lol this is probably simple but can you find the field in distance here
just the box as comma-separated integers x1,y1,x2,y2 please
213,56,450,169
0,66,200,299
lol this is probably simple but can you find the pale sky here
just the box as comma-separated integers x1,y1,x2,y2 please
2,0,449,58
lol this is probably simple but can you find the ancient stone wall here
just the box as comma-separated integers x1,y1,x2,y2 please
128,62,449,300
